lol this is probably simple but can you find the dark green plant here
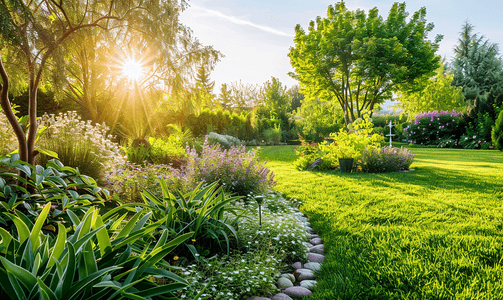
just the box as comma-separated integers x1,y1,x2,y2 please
0,154,109,226
492,109,503,150
0,204,192,300
106,181,242,258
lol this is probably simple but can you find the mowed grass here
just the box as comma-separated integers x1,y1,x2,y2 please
258,145,503,299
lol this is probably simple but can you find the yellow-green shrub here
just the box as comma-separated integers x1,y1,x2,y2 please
320,116,383,166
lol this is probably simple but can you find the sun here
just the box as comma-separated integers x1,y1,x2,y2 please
121,59,143,81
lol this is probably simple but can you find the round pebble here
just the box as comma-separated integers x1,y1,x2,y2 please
284,286,313,298
277,277,294,289
271,293,294,300
307,252,325,263
309,244,324,254
299,280,317,290
304,262,322,271
309,237,323,245
294,269,315,281
291,261,303,269
280,273,295,283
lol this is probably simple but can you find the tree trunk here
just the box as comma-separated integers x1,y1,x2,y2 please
0,55,28,162
27,74,38,165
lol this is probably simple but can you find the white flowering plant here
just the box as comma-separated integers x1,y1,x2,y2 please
36,111,125,182
236,192,310,264
175,251,281,300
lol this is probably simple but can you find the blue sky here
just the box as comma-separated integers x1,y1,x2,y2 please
180,0,503,91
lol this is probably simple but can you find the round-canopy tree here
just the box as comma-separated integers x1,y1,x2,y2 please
288,1,442,125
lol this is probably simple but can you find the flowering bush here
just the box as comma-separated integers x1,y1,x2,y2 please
175,137,275,197
403,110,464,146
37,111,125,182
361,146,415,173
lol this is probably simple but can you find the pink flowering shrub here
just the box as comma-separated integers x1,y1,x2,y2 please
175,137,276,197
403,110,464,146
361,146,415,173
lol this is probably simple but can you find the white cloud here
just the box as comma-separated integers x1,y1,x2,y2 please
189,4,293,37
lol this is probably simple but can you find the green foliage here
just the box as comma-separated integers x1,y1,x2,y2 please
184,108,255,140
320,117,384,164
107,162,174,203
262,126,282,145
259,145,503,299
289,1,441,125
452,21,503,100
0,154,109,226
492,109,503,150
0,204,192,300
292,134,329,171
398,63,465,117
149,136,187,167
257,77,292,140
36,112,125,182
138,181,242,258
294,97,343,142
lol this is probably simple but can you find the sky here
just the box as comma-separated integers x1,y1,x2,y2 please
180,0,503,92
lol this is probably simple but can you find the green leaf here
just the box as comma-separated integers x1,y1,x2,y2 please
47,223,66,268
35,148,59,159
0,256,37,291
0,266,20,299
116,212,142,239
136,282,187,297
0,227,13,253
64,266,122,300
37,277,58,300
5,213,31,244
30,203,51,251
92,215,112,257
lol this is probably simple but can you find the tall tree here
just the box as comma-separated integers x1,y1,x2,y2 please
451,21,503,115
398,62,465,118
0,0,148,165
218,83,233,110
289,1,442,125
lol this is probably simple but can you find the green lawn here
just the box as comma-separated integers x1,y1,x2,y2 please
258,145,503,299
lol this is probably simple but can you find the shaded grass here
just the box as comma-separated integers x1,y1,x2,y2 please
258,146,503,299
